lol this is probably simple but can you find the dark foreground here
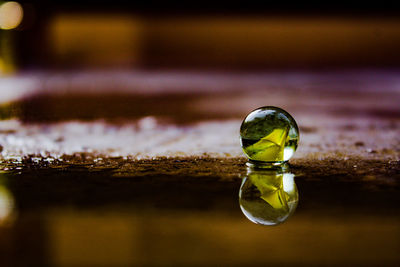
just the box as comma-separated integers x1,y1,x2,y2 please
0,157,399,266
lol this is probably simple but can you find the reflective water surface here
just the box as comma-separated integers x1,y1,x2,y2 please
0,163,399,266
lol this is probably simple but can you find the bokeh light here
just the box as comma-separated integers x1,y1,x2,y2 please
0,183,15,225
0,1,23,30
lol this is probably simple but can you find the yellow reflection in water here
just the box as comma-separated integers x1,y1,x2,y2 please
239,164,298,225
0,1,23,30
0,175,16,226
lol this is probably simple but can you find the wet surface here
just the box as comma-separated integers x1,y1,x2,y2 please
0,70,399,266
0,158,399,266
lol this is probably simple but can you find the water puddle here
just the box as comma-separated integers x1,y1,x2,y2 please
0,160,399,266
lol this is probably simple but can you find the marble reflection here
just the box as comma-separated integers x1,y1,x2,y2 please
239,164,298,226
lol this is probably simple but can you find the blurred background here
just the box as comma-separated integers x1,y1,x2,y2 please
1,0,399,123
2,1,400,72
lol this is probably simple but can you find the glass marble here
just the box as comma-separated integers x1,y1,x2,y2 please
240,106,299,164
239,164,298,226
